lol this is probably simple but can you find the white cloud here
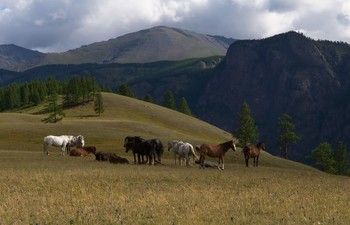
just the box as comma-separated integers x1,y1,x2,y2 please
0,0,349,52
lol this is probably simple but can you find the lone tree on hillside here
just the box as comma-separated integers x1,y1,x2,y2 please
178,97,194,117
143,94,154,103
162,91,177,110
234,102,258,147
276,113,300,159
94,92,104,116
42,92,65,123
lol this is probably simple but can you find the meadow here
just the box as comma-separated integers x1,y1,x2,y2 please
0,93,349,224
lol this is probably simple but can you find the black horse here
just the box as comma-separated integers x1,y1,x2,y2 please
124,136,148,164
124,136,163,165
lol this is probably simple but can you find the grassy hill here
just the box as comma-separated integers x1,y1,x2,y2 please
1,92,350,224
0,92,312,169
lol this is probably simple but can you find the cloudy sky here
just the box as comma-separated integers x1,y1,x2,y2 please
0,0,349,52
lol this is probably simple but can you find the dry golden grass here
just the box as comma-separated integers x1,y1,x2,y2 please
0,152,349,225
0,93,349,224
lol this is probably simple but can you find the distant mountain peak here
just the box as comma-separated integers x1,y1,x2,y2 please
0,26,236,71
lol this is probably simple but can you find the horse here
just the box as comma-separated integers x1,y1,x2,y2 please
93,152,129,164
94,152,115,161
195,140,236,170
66,135,85,155
168,140,198,166
124,136,148,164
124,136,163,165
109,155,129,164
243,141,266,167
69,146,96,157
43,135,84,156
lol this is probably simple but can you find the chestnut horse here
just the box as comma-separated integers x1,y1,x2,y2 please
195,140,236,170
243,142,266,167
69,146,97,157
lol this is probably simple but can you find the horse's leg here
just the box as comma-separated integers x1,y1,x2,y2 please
44,143,49,155
245,155,249,167
137,153,142,164
60,144,65,156
222,156,225,170
256,155,259,167
200,155,205,169
133,152,137,164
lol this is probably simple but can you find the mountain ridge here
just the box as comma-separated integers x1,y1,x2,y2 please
0,26,235,71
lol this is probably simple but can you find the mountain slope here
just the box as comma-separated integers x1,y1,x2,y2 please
0,26,235,71
0,44,45,71
194,31,350,161
46,26,234,64
0,91,315,171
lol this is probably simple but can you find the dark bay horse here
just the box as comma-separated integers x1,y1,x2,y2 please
243,142,266,167
93,152,129,164
124,136,163,165
195,140,236,170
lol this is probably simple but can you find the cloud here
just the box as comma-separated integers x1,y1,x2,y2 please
0,0,349,52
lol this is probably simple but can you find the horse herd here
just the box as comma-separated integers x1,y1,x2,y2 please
43,135,267,169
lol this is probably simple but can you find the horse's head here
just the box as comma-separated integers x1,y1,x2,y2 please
124,136,143,147
229,140,237,151
167,141,174,151
258,141,266,151
124,142,134,153
76,135,85,147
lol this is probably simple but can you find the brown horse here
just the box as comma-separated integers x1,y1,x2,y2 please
69,146,97,157
243,142,266,167
195,140,236,170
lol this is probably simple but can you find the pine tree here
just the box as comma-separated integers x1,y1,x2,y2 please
178,97,193,116
334,141,349,175
311,142,336,174
42,92,65,123
234,102,258,147
118,83,135,98
94,92,104,116
163,91,176,110
277,114,300,159
234,102,259,147
143,94,154,103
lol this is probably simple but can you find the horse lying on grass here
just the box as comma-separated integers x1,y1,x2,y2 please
69,146,97,157
93,152,129,164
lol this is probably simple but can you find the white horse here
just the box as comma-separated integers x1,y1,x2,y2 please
43,135,85,156
168,140,198,166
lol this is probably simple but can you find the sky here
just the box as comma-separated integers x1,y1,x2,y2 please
0,0,350,53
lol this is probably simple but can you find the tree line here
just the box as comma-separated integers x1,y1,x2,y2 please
117,83,194,117
0,76,104,122
234,102,350,176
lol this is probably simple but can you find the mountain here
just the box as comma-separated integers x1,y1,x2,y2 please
0,26,235,71
2,30,350,162
194,31,350,161
0,44,45,71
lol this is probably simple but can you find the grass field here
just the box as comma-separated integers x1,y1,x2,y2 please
0,93,349,224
